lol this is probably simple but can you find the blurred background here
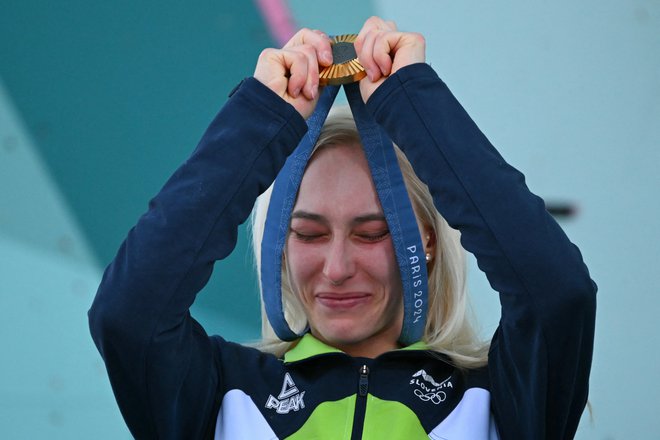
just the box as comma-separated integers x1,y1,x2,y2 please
1,0,658,438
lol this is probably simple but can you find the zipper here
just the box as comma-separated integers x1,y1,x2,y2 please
358,364,369,396
351,364,370,440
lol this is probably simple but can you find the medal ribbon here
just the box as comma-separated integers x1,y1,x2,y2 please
261,82,428,345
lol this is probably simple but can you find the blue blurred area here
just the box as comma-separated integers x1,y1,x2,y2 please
1,0,659,438
0,2,273,437
0,1,269,265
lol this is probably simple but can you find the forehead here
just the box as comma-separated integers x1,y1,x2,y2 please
294,144,383,216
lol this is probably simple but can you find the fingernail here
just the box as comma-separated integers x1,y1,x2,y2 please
322,51,333,64
293,87,301,97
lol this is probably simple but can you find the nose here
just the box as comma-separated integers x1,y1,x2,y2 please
322,238,356,286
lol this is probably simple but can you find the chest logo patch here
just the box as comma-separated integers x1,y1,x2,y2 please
265,372,306,414
410,369,453,405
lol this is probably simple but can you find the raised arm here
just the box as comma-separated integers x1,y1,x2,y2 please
88,29,331,438
356,17,597,439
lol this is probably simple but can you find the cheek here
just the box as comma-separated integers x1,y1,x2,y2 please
371,242,398,273
285,241,321,289
379,246,404,294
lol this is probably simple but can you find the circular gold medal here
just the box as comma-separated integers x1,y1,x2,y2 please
319,34,367,86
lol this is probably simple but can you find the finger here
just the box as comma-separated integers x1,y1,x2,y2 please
357,29,381,82
355,16,381,52
254,47,289,91
384,20,398,31
362,16,389,33
284,28,333,66
373,31,396,77
356,16,397,79
255,47,285,77
294,44,320,100
389,32,426,73
357,16,396,41
282,49,309,98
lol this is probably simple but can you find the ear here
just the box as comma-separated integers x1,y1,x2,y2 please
423,226,436,261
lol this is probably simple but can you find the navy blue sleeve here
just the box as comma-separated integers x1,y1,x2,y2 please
366,63,597,439
88,78,307,439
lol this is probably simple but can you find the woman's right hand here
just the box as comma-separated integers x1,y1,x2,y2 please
254,29,333,119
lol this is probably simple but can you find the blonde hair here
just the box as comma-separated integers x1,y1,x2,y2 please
250,107,488,368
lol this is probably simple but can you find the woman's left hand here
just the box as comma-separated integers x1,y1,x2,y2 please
354,17,426,102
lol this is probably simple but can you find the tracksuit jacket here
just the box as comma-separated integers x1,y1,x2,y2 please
89,63,597,439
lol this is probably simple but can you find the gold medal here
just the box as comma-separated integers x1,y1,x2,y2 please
319,34,366,86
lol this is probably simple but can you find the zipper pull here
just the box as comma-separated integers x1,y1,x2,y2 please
358,364,369,397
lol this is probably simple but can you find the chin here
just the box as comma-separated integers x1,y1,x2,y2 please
315,321,371,347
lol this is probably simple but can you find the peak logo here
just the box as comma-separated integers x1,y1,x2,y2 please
410,369,453,405
265,373,306,414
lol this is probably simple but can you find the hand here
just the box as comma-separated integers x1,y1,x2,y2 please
254,28,333,119
354,17,426,102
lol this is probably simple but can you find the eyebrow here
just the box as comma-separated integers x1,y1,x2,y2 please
353,213,387,224
291,211,386,225
291,211,327,224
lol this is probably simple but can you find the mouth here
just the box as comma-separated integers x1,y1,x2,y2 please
316,292,371,310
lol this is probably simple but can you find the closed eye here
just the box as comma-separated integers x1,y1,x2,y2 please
290,230,324,242
356,230,390,242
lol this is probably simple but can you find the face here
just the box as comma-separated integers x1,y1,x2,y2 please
285,143,404,358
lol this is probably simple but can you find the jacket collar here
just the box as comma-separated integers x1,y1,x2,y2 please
283,333,429,364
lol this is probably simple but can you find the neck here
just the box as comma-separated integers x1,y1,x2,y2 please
315,334,401,359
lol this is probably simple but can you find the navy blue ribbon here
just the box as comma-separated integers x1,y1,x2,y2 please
261,83,428,345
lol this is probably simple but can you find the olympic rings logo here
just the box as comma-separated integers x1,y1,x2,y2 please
414,388,447,405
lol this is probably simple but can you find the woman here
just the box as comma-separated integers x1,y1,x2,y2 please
89,17,596,439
